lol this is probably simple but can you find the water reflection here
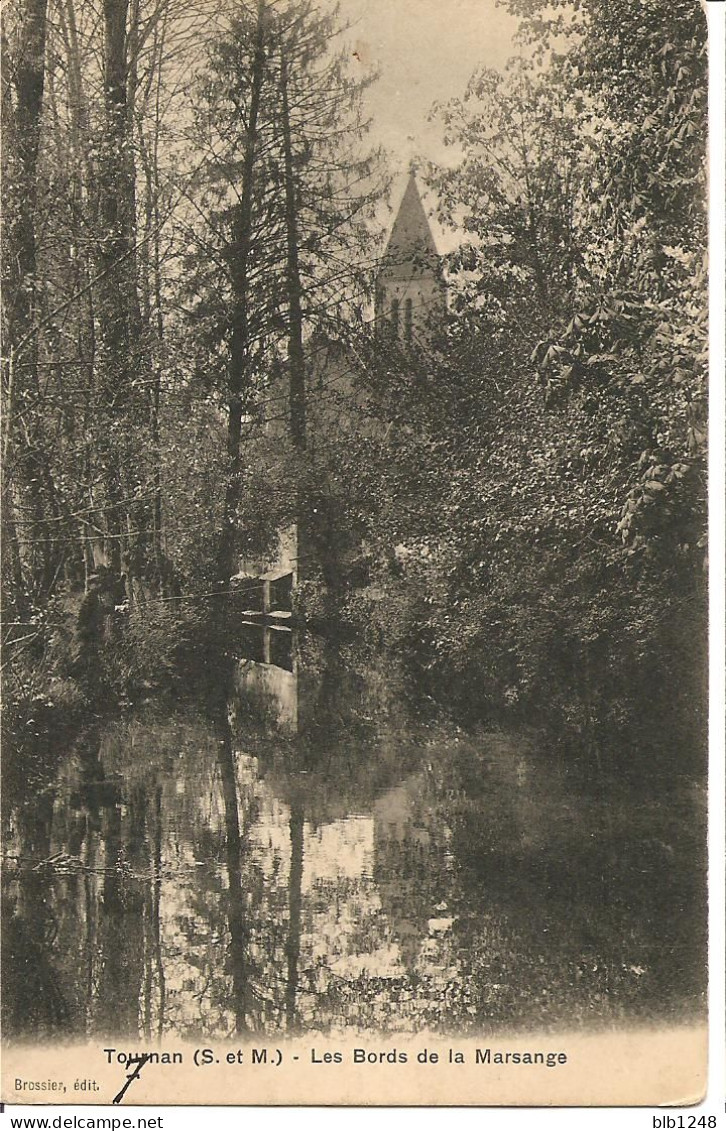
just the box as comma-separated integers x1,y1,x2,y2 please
2,628,706,1041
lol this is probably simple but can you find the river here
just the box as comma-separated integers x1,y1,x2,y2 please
1,624,706,1041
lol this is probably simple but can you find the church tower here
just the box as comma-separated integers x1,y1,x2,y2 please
375,172,446,343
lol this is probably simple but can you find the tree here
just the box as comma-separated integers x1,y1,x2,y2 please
1,0,222,715
323,0,708,761
2,0,51,609
182,0,384,585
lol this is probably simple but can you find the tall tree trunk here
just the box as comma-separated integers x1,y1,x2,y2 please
2,0,51,611
217,0,268,586
97,0,145,579
5,0,47,331
143,18,170,592
280,47,306,452
279,41,309,593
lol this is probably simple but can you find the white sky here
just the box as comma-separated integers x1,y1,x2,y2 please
336,0,521,246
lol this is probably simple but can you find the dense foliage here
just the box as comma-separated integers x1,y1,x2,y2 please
293,0,708,764
2,0,708,769
2,0,382,716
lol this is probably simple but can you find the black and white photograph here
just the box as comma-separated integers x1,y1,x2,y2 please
1,0,714,1108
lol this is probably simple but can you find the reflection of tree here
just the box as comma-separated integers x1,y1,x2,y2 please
217,717,249,1034
285,801,304,1032
2,792,70,1036
373,773,450,976
140,785,166,1038
230,640,461,1032
152,786,166,1036
96,786,147,1036
159,715,281,1038
3,648,706,1042
3,721,171,1040
427,735,707,1030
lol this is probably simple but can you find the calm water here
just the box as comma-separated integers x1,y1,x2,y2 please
2,628,706,1040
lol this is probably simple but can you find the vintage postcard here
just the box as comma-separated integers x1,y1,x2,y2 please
1,0,713,1108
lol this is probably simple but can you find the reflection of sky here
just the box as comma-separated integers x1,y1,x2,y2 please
246,773,414,980
151,745,405,1032
306,817,376,885
152,741,457,1033
153,740,234,1037
252,808,376,891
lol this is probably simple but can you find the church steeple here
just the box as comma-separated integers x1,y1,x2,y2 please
383,172,440,275
376,172,445,342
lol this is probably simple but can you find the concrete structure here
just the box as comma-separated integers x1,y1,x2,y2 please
233,523,300,617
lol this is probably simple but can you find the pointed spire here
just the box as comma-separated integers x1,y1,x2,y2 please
382,173,439,277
